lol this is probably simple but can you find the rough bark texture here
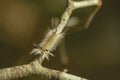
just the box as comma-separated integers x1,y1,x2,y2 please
0,60,86,80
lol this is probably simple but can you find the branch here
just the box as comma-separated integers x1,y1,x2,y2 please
65,0,102,34
0,59,87,80
0,0,102,80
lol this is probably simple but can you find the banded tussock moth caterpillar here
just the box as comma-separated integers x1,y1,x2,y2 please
31,28,64,60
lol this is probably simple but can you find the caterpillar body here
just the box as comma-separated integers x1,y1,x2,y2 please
31,28,64,60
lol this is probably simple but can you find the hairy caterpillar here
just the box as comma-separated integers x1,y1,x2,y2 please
31,28,64,60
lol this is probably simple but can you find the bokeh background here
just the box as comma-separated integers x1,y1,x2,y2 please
0,0,120,80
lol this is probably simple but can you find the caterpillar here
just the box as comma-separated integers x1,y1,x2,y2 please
31,28,64,60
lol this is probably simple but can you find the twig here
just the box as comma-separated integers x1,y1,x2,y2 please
0,60,87,80
59,39,69,65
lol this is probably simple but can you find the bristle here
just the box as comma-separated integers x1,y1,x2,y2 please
30,48,39,55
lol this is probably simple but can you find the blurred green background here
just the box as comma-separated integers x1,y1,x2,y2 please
0,0,120,80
